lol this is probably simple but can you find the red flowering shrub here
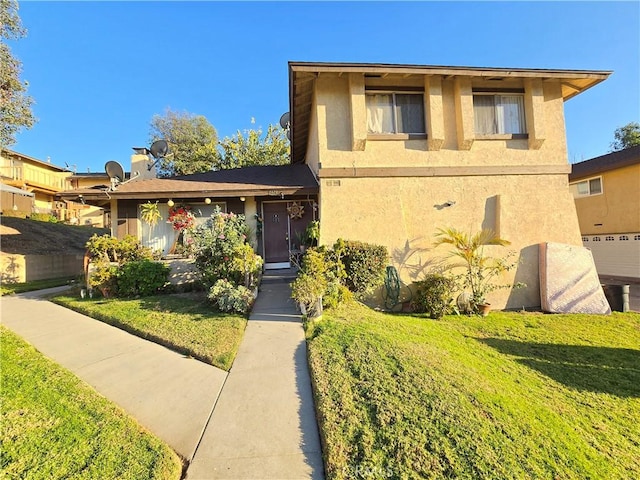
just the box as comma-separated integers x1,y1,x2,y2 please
168,205,195,231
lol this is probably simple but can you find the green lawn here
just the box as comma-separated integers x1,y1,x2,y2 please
306,303,640,479
52,292,246,371
1,326,182,480
0,277,76,296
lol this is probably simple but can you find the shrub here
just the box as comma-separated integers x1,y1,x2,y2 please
191,209,256,288
208,279,255,314
87,259,118,298
339,240,388,297
30,213,58,223
86,234,152,264
231,243,263,288
116,260,170,297
411,273,457,319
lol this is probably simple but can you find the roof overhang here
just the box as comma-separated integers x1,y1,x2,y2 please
56,164,319,206
288,61,612,163
1,182,35,197
570,145,640,181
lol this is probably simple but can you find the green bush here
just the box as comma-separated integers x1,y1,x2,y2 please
411,273,457,319
87,259,119,298
116,260,170,297
339,240,388,297
30,212,58,223
191,209,257,288
86,234,152,263
208,279,255,314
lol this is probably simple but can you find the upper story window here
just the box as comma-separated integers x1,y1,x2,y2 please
473,92,526,135
570,176,603,198
366,92,425,136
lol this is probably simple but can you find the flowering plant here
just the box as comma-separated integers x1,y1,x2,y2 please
168,205,195,231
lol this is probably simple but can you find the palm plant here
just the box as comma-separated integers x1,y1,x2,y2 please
140,201,162,245
434,227,515,314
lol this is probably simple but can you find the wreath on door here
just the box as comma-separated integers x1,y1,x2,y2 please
287,202,304,219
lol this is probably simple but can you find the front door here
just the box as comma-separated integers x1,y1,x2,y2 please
262,202,290,266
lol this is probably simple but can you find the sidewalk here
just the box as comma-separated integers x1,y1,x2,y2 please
1,287,227,462
2,275,325,479
187,271,324,479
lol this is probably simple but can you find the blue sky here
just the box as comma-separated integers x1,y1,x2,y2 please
9,1,640,173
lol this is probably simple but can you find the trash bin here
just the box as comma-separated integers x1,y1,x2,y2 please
601,284,630,312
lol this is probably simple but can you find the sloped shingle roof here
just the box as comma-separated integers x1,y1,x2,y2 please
569,145,640,181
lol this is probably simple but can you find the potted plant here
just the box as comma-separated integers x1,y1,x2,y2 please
434,227,518,316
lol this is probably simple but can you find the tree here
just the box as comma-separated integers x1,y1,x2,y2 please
149,108,221,177
219,123,290,169
610,122,640,152
1,0,36,147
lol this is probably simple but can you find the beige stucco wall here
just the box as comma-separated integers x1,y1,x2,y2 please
311,75,568,170
573,163,640,234
1,252,84,283
310,72,581,310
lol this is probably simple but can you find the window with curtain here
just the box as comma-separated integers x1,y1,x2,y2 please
366,92,425,134
473,94,526,135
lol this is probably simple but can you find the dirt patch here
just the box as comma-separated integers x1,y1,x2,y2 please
0,216,109,255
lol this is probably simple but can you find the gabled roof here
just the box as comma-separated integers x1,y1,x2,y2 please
57,164,319,202
288,61,612,164
569,145,640,181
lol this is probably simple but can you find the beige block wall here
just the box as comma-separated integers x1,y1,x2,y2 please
1,252,84,283
318,174,582,310
574,164,640,234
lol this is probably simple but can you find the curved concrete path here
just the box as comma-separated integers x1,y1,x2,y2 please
2,274,325,479
1,286,227,462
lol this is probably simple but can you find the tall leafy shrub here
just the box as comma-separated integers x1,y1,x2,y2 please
116,260,170,297
191,210,252,287
340,240,388,297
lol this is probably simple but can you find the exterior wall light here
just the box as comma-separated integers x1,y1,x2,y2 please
167,199,175,207
240,196,246,202
204,198,212,204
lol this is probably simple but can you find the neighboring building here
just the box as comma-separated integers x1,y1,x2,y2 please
569,145,640,280
59,61,611,310
0,148,108,226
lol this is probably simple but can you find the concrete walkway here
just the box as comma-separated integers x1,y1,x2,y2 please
187,271,324,479
1,287,228,462
2,274,325,479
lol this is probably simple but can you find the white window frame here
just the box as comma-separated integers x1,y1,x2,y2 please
366,91,426,137
473,92,527,136
570,176,603,198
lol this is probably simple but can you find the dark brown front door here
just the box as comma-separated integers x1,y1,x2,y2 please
262,202,290,264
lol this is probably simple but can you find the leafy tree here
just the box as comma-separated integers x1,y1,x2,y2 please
149,108,221,176
610,122,640,152
219,123,289,169
1,0,36,147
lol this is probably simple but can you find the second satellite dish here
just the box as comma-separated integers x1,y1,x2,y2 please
105,161,125,183
279,112,290,130
149,139,169,159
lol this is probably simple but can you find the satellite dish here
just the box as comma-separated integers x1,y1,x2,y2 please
279,112,290,129
149,139,169,159
105,161,125,183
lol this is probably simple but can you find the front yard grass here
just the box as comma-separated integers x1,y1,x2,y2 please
307,303,640,479
52,291,246,371
0,277,76,296
1,326,182,479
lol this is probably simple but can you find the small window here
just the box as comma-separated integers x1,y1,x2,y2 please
473,94,526,135
570,176,603,198
366,92,426,135
620,235,629,241
605,236,615,241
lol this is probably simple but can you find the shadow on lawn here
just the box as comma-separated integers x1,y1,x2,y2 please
478,338,640,398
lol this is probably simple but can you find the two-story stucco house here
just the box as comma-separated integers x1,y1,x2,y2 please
569,145,640,280
60,61,611,310
288,62,611,309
